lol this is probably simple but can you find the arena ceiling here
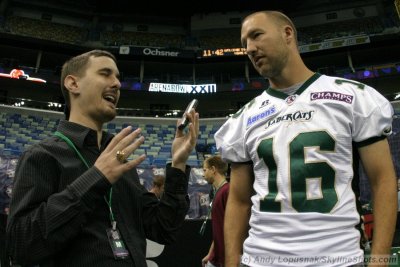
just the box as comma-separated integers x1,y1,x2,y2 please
10,0,298,16
9,0,371,18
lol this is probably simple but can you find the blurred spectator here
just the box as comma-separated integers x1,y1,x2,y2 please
0,156,16,267
149,174,165,199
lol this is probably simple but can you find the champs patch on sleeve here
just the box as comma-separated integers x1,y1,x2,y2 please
310,91,353,104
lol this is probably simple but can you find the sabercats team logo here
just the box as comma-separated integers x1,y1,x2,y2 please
265,110,315,129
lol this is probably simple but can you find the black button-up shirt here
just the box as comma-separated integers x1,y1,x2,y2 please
7,120,190,267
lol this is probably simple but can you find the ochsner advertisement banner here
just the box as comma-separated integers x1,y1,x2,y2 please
122,46,195,58
149,83,217,94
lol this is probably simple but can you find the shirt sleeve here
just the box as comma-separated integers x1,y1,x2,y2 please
6,147,111,265
141,163,190,244
214,107,250,163
352,84,394,146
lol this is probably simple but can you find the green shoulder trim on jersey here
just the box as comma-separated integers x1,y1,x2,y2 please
355,135,387,148
266,72,321,99
231,160,253,165
335,78,365,90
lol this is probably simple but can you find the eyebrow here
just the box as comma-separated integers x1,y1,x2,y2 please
241,28,257,47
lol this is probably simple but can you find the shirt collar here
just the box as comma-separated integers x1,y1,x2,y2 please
56,120,114,149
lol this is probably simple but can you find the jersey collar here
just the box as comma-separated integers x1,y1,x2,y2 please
266,72,321,100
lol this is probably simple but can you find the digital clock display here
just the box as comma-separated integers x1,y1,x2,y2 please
201,47,247,57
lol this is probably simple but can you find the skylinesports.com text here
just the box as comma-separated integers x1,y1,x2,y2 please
241,255,398,266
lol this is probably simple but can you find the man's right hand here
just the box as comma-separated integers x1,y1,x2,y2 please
94,126,146,184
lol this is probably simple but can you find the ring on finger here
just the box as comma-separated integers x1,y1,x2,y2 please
116,150,126,163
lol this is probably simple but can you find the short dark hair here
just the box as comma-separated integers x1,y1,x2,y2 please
60,49,117,120
204,155,228,175
152,175,165,187
243,10,298,45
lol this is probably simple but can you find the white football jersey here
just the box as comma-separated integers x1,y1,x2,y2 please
214,73,393,267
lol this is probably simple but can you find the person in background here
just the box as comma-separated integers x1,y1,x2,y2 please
214,10,397,267
6,49,199,267
149,174,165,199
201,155,229,267
397,179,400,229
397,179,400,208
0,163,13,267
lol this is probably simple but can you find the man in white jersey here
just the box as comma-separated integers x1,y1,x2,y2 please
214,10,397,267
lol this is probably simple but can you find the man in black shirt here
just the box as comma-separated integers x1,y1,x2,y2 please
6,49,199,267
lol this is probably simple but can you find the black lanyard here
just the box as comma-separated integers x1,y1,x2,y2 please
53,131,116,229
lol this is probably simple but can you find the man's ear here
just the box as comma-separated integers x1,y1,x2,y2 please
211,166,217,174
64,75,80,95
284,25,294,44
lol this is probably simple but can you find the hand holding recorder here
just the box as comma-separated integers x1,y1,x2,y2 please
172,99,199,171
178,99,199,130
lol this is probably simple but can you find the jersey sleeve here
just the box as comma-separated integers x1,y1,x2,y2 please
214,107,250,163
351,83,393,145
